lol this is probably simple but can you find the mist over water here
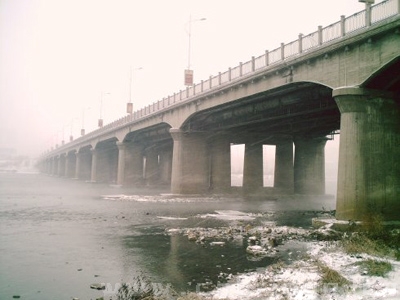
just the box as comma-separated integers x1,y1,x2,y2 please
0,172,335,299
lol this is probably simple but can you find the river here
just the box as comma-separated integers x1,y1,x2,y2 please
0,172,335,299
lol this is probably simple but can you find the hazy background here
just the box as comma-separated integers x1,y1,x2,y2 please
0,0,371,157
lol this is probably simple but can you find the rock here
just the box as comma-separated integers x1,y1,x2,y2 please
311,228,342,241
187,232,197,241
267,237,279,248
246,245,267,256
90,283,106,290
210,241,225,246
248,236,258,245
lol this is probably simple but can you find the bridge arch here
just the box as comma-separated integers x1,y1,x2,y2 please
361,55,400,92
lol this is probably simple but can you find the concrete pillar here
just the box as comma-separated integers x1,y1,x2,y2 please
274,139,294,193
125,143,144,186
159,145,173,185
64,155,70,177
243,142,264,193
56,156,61,176
66,152,76,178
294,136,326,195
53,157,58,176
170,128,209,194
209,135,231,193
76,151,92,180
333,87,400,221
90,149,98,183
116,142,126,186
58,155,66,177
145,146,159,185
75,152,81,179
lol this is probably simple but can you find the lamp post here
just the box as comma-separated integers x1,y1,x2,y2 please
81,107,91,136
69,117,78,141
127,66,143,114
99,91,110,128
185,15,206,86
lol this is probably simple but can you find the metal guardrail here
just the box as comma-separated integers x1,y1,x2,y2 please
44,0,399,156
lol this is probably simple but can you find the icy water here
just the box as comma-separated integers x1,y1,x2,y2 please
0,172,335,299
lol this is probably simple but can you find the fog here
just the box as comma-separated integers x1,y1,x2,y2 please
0,0,372,158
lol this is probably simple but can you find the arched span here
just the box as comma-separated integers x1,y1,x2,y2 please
362,55,400,93
123,123,172,144
180,81,339,138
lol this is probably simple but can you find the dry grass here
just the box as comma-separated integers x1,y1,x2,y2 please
356,259,393,277
316,261,351,288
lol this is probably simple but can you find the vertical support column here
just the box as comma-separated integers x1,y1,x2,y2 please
159,144,173,185
333,87,400,221
294,136,327,195
57,156,63,176
209,134,231,193
58,154,66,177
75,152,82,179
125,143,144,186
170,128,209,194
66,152,76,178
116,142,126,186
64,154,70,177
145,146,159,185
243,142,264,193
53,157,59,176
90,149,98,183
274,138,294,193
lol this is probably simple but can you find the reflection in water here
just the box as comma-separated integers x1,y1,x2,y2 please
124,228,277,292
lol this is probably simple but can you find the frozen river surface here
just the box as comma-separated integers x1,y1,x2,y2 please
0,172,335,299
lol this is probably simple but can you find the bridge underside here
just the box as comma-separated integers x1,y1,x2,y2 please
184,82,339,140
165,82,340,196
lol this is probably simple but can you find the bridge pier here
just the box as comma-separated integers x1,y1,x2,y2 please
125,143,144,186
90,149,98,182
158,144,173,186
144,146,159,185
243,142,264,194
116,142,126,186
58,154,66,177
74,152,81,179
75,151,91,180
333,87,400,221
209,134,231,193
65,152,76,178
52,156,58,176
294,136,327,195
274,138,294,193
170,128,209,194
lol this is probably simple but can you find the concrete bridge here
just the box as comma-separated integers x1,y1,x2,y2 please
38,0,400,221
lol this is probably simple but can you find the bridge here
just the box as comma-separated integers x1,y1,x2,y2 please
38,0,400,221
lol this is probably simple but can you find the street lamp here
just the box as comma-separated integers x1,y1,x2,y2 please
99,91,110,128
81,107,91,136
69,117,78,141
127,66,143,114
185,15,206,86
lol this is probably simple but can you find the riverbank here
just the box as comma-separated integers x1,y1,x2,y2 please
172,213,400,300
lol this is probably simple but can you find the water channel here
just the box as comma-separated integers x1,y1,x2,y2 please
0,172,335,299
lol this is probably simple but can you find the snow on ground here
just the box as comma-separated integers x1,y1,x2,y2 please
163,209,400,300
207,231,400,300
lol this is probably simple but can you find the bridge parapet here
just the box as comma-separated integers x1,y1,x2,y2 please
42,0,399,158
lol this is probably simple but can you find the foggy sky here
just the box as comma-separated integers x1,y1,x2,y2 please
0,0,370,157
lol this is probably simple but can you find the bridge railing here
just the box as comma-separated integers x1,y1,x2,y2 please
45,0,399,156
